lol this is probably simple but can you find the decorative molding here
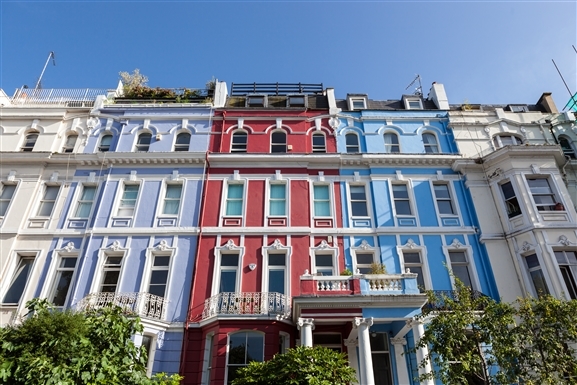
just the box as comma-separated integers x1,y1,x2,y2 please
395,170,403,181
318,171,325,182
170,170,179,181
390,337,407,346
271,239,283,249
353,317,373,328
353,171,360,182
87,117,99,129
522,241,533,252
50,172,59,182
129,170,137,181
359,240,371,250
224,239,237,250
297,318,315,330
531,164,540,174
109,240,122,251
559,235,572,246
274,170,283,181
232,170,240,181
62,242,75,252
7,171,16,182
344,338,358,347
317,240,329,249
248,263,256,271
404,238,417,249
436,170,443,181
450,239,463,248
328,116,340,130
155,240,169,251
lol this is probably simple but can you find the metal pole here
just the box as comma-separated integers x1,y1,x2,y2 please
34,51,56,90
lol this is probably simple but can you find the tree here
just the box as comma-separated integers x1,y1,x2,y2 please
232,345,356,385
119,68,149,95
413,278,577,385
0,299,182,385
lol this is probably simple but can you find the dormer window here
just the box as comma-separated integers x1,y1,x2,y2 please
347,95,367,110
288,95,306,107
247,95,266,107
508,104,529,112
404,97,423,110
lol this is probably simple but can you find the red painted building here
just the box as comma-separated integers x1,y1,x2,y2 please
182,84,345,385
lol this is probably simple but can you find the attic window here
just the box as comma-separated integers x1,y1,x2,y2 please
247,95,266,107
508,105,528,112
288,95,306,107
405,98,423,110
348,97,367,110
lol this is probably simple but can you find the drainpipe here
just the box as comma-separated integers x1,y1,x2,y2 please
219,111,226,153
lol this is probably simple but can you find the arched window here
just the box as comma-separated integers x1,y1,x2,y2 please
98,134,113,152
231,131,247,153
559,136,576,159
383,132,400,153
226,332,264,383
312,133,326,153
21,131,38,152
135,133,152,152
423,132,439,153
493,134,522,148
62,134,78,153
174,132,191,152
271,131,287,153
345,133,359,153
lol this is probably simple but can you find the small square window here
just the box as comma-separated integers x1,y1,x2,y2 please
247,96,266,107
350,98,366,110
288,96,306,107
405,98,423,110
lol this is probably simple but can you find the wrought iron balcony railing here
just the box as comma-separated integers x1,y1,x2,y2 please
202,292,290,320
424,290,490,312
75,292,168,321
10,87,109,107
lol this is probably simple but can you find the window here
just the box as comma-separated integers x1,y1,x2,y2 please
226,332,264,385
312,133,326,153
117,184,139,216
508,104,529,112
349,185,368,217
21,132,38,152
555,250,577,299
37,185,60,217
148,255,170,298
449,251,472,288
135,133,152,152
524,253,549,296
493,134,523,148
219,253,239,293
269,184,286,216
62,134,78,153
433,183,455,215
369,333,393,385
225,184,243,216
403,251,425,288
355,252,374,274
271,131,287,153
501,181,522,218
527,178,557,211
100,255,122,293
0,184,16,217
392,184,412,215
74,185,96,218
288,95,306,107
141,334,155,374
423,132,439,153
231,131,247,153
202,334,215,385
349,97,366,110
405,98,423,110
314,254,334,276
268,253,286,294
162,184,182,215
174,132,191,152
2,255,34,304
383,133,400,153
247,96,266,107
99,134,112,152
313,185,331,217
559,137,576,159
50,256,77,306
345,133,359,153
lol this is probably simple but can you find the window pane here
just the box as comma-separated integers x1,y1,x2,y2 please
313,134,325,146
530,270,549,295
246,334,264,362
525,254,540,269
437,201,455,214
228,334,247,364
394,201,412,215
38,201,56,216
154,256,170,266
316,254,333,267
411,266,425,288
3,258,34,304
501,182,515,199
176,133,191,145
452,265,472,287
221,254,239,266
350,186,366,200
52,270,74,306
449,251,467,263
392,185,409,198
219,271,236,293
356,253,374,264
434,184,450,198
268,270,285,294
0,185,16,200
351,202,368,217
403,252,421,264
270,185,285,199
268,254,285,266
228,185,243,199
102,270,120,285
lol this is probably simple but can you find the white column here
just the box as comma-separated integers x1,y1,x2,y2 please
412,320,434,385
354,317,375,385
391,337,410,385
344,338,360,385
297,318,315,347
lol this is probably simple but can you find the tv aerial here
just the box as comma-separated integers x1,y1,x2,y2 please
34,51,56,90
405,74,422,96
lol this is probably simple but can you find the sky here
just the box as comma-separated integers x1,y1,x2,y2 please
1,1,576,108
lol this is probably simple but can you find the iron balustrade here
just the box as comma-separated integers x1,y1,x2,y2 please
202,292,290,320
10,87,108,107
230,82,324,96
75,292,168,321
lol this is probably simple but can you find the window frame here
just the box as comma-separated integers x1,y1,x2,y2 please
62,134,78,153
348,184,369,218
383,132,400,153
442,243,479,291
422,132,440,153
46,249,79,308
500,180,522,218
345,132,360,153
35,184,61,218
404,97,423,110
211,239,245,296
288,95,306,108
141,243,175,303
246,95,267,107
223,182,245,218
493,134,523,148
174,132,191,152
115,183,141,217
351,240,378,275
271,130,287,153
135,132,152,152
432,182,457,216
398,240,430,290
98,133,113,152
262,240,291,296
523,252,550,296
391,183,414,216
73,184,97,219
0,182,17,218
225,331,265,385
559,136,576,159
1,252,38,306
348,96,367,110
526,177,559,212
90,243,128,294
231,130,248,153
312,183,332,218
554,249,577,300
21,131,39,152
268,182,287,217
312,132,326,153
310,242,339,276
160,183,183,216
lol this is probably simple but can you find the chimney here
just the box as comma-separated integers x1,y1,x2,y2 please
326,88,340,115
427,82,449,110
536,92,558,114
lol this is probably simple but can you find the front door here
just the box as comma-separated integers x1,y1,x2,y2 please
370,333,393,385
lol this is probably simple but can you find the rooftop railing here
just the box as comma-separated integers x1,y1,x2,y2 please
10,87,109,107
230,82,324,96
202,292,290,320
75,292,167,321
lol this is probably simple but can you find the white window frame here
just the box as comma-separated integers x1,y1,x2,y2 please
404,97,423,110
521,251,551,297
0,251,39,308
422,131,440,153
397,239,431,290
72,184,98,219
201,332,215,385
35,184,61,218
90,243,128,294
311,183,332,218
348,184,370,218
351,240,378,274
114,182,141,217
270,130,287,153
140,242,175,302
62,134,78,153
211,239,245,296
141,333,158,376
225,331,265,385
174,131,191,152
262,239,291,296
0,182,17,218
526,176,560,212
432,181,457,216
500,180,523,218
41,245,79,308
345,132,360,153
554,249,577,300
21,131,39,152
159,183,183,217
222,181,246,220
312,132,326,153
267,182,288,218
98,133,113,152
310,241,339,276
493,134,523,148
390,182,414,217
134,132,152,152
383,132,400,153
442,242,480,291
231,130,248,153
348,96,367,110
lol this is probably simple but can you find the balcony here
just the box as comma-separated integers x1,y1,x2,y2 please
10,87,109,107
300,273,421,296
75,292,168,321
202,292,290,320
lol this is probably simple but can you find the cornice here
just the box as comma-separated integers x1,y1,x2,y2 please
341,153,462,167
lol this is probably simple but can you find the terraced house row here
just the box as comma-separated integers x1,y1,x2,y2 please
1,80,576,385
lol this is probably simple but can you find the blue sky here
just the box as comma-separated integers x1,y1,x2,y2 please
1,1,575,107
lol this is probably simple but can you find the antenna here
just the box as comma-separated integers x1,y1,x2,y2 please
34,51,56,90
405,74,422,96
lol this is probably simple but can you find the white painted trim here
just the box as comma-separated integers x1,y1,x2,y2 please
211,236,245,296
